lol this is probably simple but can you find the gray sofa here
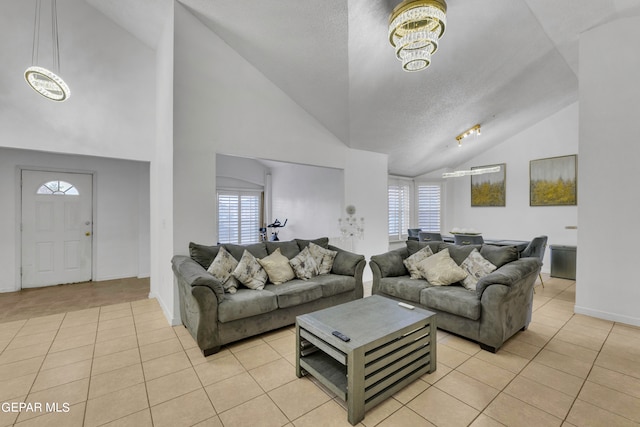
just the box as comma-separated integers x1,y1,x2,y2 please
172,238,365,356
370,240,542,352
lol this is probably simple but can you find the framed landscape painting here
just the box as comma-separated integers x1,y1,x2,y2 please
530,154,577,206
471,163,506,207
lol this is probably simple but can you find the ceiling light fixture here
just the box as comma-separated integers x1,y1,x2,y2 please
24,0,70,102
388,0,447,72
442,166,500,178
456,124,481,146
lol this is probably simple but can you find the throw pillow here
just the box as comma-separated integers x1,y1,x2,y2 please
289,247,319,280
417,248,468,286
308,242,338,275
189,242,220,268
232,250,268,290
295,237,329,251
206,246,240,293
460,249,497,291
480,244,519,268
257,248,296,285
403,246,434,279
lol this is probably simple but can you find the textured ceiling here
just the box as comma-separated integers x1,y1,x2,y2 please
4,0,640,176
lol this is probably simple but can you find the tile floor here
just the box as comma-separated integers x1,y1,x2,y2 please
1,275,640,426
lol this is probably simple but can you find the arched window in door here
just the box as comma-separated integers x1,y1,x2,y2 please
36,180,79,195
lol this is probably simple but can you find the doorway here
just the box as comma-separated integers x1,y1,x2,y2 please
21,170,93,288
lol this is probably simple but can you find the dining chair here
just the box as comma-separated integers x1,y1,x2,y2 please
419,232,443,242
407,228,421,241
453,234,484,245
521,235,548,288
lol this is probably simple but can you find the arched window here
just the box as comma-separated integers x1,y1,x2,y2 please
36,180,79,195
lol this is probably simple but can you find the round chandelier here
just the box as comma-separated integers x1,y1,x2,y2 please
388,0,447,72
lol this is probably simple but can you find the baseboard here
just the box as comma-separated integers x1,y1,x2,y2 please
150,291,181,326
574,304,640,327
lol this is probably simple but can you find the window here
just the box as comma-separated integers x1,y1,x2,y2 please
417,184,441,232
36,180,79,195
388,182,410,240
217,191,262,244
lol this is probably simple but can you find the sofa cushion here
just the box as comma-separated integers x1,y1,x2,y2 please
296,237,329,251
406,240,441,256
206,247,240,293
371,249,408,278
289,247,319,280
189,242,220,269
403,246,434,279
308,242,338,275
217,289,278,323
420,285,481,320
309,274,356,297
417,248,468,286
257,248,296,285
264,280,323,308
377,276,430,304
266,241,300,259
460,249,497,291
438,243,482,265
224,243,268,262
480,244,519,268
233,250,269,290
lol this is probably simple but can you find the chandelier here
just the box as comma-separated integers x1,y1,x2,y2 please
388,0,447,72
456,124,481,147
24,0,71,101
338,205,365,240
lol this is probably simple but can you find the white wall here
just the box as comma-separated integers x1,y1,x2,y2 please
576,17,640,326
418,103,579,272
0,148,150,292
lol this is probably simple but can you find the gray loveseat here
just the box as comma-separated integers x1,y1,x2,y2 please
172,238,365,356
370,240,542,352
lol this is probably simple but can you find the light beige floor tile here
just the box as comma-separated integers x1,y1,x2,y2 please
219,394,289,427
291,399,356,427
31,359,91,393
588,365,640,399
234,342,282,370
407,386,479,426
88,363,145,399
176,330,198,350
135,318,171,334
15,321,61,337
13,401,85,427
0,373,37,401
54,323,98,341
185,346,211,366
0,356,44,381
99,308,132,322
519,361,584,397
545,337,599,364
359,397,402,427
97,316,135,332
151,389,216,427
439,335,481,356
133,310,166,325
96,324,136,342
269,377,332,420
24,313,64,327
531,313,566,330
420,363,452,385
136,327,176,347
17,378,89,422
514,323,556,347
101,408,152,427
469,413,506,427
568,314,614,331
566,399,637,427
227,335,266,354
49,332,96,353
84,383,149,427
142,350,191,381
437,343,472,369
249,358,298,391
267,334,296,356
484,393,562,427
534,349,592,378
100,302,133,313
0,396,24,427
553,329,605,351
500,338,541,360
456,357,515,390
91,348,140,376
435,371,500,411
578,381,640,422
60,314,100,330
195,354,246,386
0,319,28,333
146,367,202,406
205,372,264,413
376,406,434,427
612,323,640,339
504,376,574,419
475,349,528,374
41,344,94,371
192,416,224,427
261,327,294,342
392,379,430,404
94,334,138,358
595,349,640,378
561,322,610,342
5,330,56,351
139,337,183,362
603,332,640,359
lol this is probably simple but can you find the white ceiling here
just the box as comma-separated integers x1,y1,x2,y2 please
5,0,640,176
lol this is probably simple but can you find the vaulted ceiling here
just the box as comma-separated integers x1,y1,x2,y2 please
4,0,640,176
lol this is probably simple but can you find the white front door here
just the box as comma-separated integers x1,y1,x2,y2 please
21,170,93,288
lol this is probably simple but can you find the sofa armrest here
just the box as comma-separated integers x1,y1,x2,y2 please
171,255,225,303
370,247,409,278
475,257,542,297
328,245,365,277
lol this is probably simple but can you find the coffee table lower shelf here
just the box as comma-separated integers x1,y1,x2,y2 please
298,351,347,400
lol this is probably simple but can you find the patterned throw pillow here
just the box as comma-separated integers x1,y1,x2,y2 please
206,247,240,293
289,247,319,280
403,246,434,279
308,242,338,275
232,250,269,290
460,249,497,291
416,248,468,286
257,248,296,285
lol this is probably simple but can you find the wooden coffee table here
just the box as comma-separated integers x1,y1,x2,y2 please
295,295,437,425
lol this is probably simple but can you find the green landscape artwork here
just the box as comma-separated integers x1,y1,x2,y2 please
471,163,506,207
530,155,577,206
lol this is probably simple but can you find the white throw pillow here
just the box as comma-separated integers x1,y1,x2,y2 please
232,250,268,290
403,246,434,279
308,242,338,275
206,247,240,293
460,249,497,291
289,247,319,280
257,248,296,285
416,248,468,286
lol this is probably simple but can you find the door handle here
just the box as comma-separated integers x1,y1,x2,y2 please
85,232,91,236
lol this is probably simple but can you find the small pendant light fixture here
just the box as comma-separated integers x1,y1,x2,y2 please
24,0,71,102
